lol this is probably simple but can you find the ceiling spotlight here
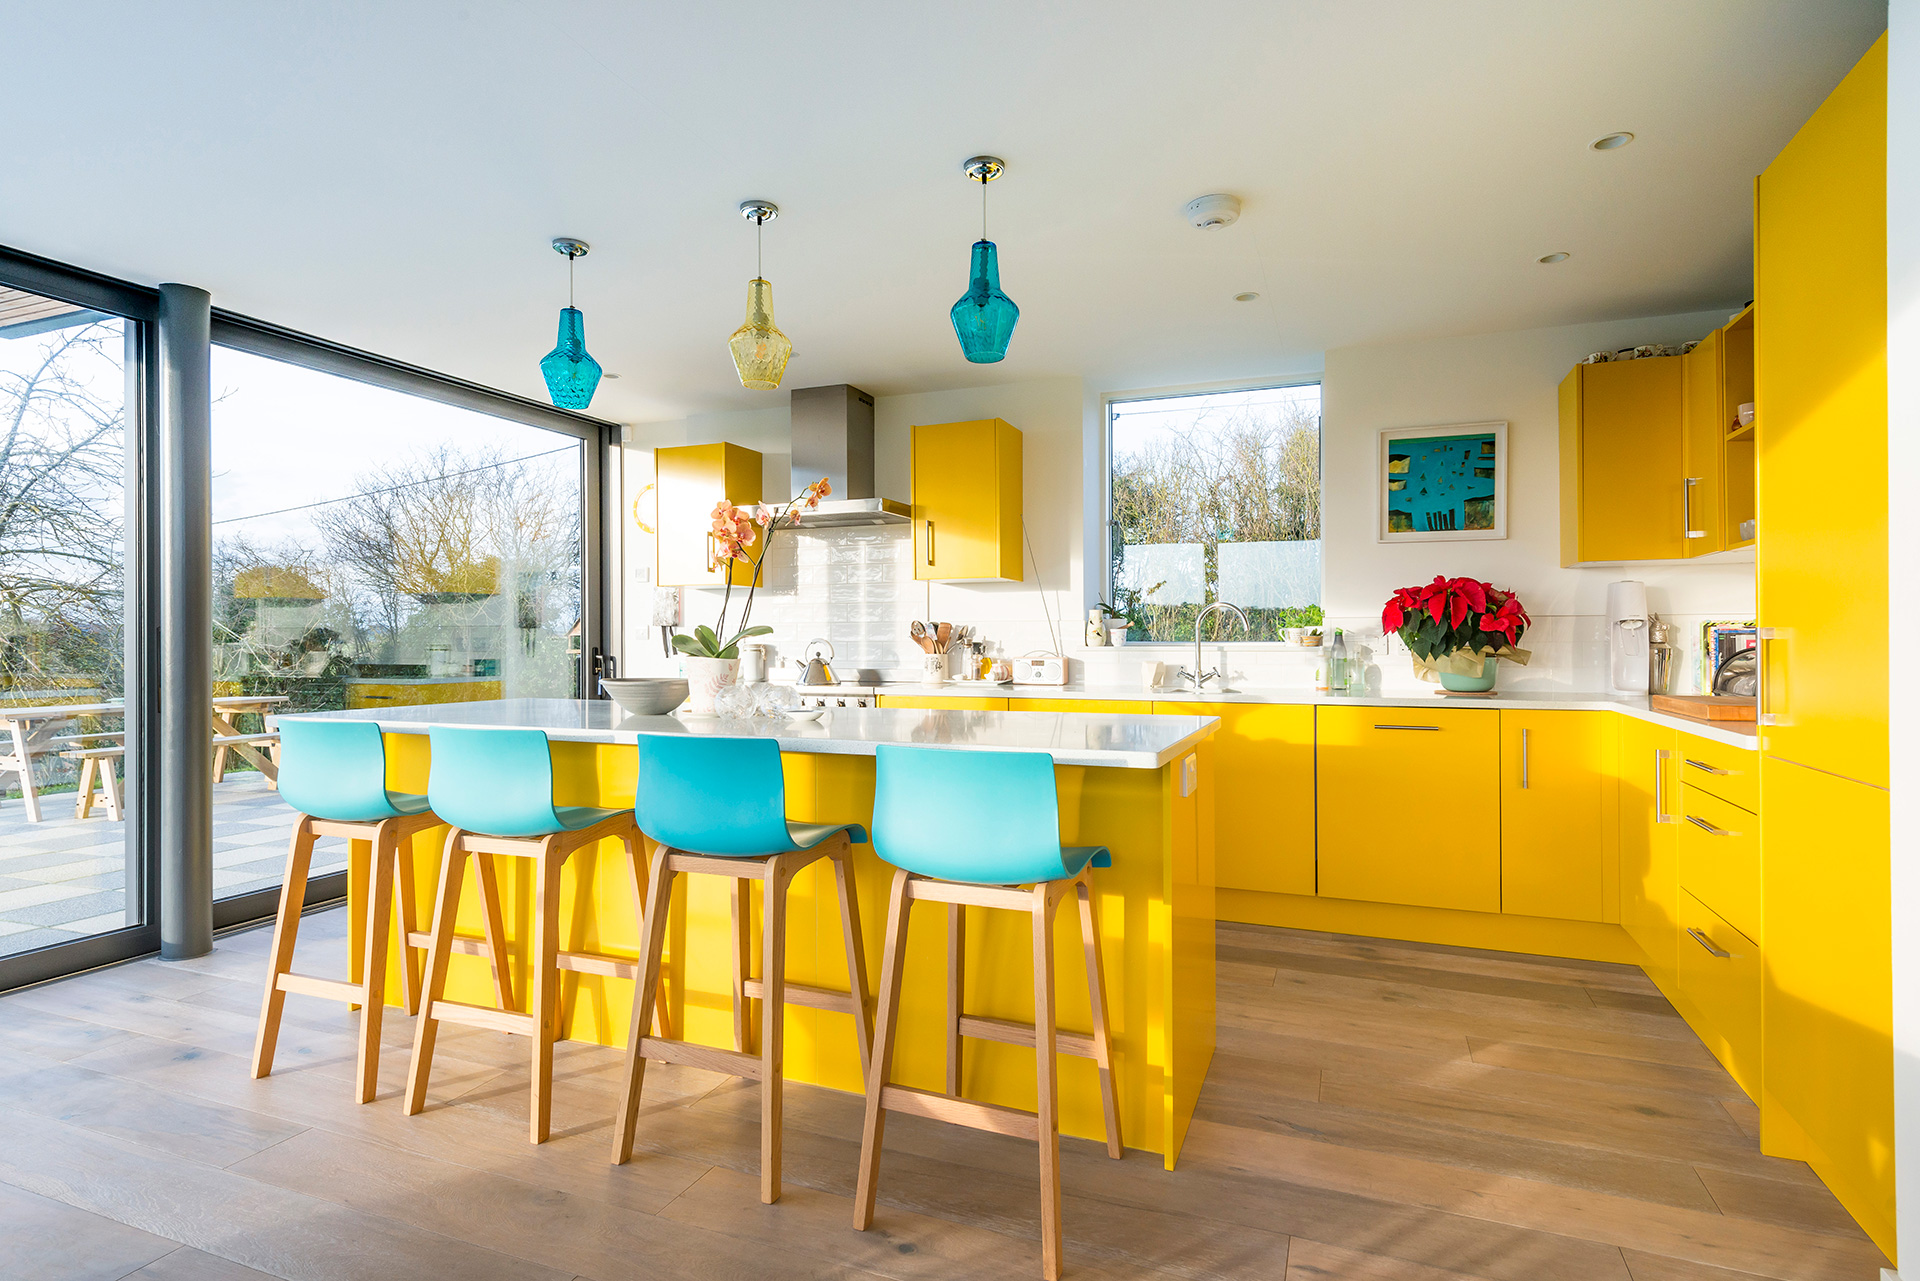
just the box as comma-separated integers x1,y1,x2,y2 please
1234,292,1260,302
1589,132,1634,151
1538,252,1570,264
1184,194,1241,229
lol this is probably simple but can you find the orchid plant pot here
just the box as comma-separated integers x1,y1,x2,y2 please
682,656,740,716
1438,656,1499,693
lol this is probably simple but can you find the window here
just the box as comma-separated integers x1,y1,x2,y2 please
207,346,586,902
1107,384,1322,643
0,289,144,961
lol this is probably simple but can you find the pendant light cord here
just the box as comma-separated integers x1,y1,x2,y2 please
757,215,764,280
981,175,988,241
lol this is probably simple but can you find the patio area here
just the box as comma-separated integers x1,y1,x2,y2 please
0,773,337,960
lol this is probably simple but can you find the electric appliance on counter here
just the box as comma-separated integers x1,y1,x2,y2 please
1607,580,1650,693
1012,655,1068,686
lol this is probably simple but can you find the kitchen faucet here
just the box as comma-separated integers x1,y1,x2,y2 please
1178,601,1250,691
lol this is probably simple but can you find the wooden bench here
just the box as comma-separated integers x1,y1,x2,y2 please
60,743,125,821
213,731,280,784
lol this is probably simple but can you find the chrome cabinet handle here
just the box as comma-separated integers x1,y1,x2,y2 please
1684,758,1732,776
1684,477,1706,539
1374,724,1440,731
1654,748,1676,824
1520,728,1530,790
1687,927,1730,958
1756,627,1781,727
1684,814,1738,837
927,520,935,566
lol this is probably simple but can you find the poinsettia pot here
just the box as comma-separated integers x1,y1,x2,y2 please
1438,656,1499,693
682,656,740,716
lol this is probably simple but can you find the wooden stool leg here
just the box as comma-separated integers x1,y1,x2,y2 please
354,821,399,1104
731,878,753,1053
251,817,318,1079
472,851,516,1012
404,830,469,1117
623,831,673,1040
760,854,792,1204
833,843,874,1078
853,868,914,1230
1033,882,1063,1281
1078,874,1122,1159
530,838,563,1144
100,756,123,822
946,901,965,1097
394,836,425,1016
612,845,674,1165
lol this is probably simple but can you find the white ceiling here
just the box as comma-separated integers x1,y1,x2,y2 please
0,1,1885,422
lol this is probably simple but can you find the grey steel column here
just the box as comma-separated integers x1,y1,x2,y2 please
157,283,212,960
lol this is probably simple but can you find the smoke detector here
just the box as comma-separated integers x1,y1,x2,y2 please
1184,194,1241,229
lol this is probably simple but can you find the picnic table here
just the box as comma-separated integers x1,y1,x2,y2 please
1,694,291,823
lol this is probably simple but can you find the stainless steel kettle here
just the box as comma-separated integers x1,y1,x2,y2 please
799,638,835,686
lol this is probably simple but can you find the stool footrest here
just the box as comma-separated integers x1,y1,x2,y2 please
429,1000,537,1036
879,1085,1039,1141
275,972,364,1003
741,977,864,1015
407,930,495,957
637,1036,764,1080
957,1013,1097,1060
554,948,641,980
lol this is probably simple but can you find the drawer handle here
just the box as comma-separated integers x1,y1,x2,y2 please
1687,927,1730,958
1684,814,1738,838
1374,724,1440,731
1684,758,1733,776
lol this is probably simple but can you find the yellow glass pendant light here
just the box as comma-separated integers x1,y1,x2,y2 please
728,200,792,390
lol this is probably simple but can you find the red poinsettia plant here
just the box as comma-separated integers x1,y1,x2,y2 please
1382,575,1532,665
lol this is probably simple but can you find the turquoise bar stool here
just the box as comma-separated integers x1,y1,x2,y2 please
611,733,873,1206
853,745,1121,1281
252,719,451,1104
404,726,671,1144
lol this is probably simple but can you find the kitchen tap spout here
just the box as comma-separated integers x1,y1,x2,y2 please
1181,601,1250,691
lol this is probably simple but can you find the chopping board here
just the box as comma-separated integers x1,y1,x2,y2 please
1650,693,1757,722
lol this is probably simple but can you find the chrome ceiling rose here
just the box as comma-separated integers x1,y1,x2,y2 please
739,200,779,225
962,156,1006,183
551,237,590,259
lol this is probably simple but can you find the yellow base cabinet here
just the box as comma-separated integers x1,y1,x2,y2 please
912,418,1022,581
1499,710,1615,922
1617,717,1680,995
1675,888,1761,1098
1156,702,1314,896
1558,355,1686,565
1007,697,1146,714
873,695,1009,711
1316,705,1498,913
655,442,761,588
1675,784,1758,942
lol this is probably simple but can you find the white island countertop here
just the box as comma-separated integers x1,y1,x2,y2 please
279,698,1220,770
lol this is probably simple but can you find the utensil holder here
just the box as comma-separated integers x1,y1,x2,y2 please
922,653,948,686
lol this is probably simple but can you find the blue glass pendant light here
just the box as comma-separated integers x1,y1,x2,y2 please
540,237,602,409
950,155,1018,363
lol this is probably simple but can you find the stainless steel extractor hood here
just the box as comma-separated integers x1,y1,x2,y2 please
787,383,910,528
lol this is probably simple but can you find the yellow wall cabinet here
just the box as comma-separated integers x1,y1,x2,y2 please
1316,706,1498,913
1618,717,1680,996
1500,711,1615,922
1156,702,1314,897
1558,356,1686,564
655,443,761,588
912,418,1022,581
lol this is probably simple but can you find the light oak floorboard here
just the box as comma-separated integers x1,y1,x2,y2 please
0,1178,180,1281
122,1246,287,1280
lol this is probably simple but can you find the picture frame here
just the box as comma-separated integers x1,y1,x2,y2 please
1376,420,1508,542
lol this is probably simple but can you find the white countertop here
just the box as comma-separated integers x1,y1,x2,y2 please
280,698,1219,770
861,681,1762,750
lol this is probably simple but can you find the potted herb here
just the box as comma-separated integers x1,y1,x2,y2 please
1097,590,1150,646
675,478,830,714
1381,575,1531,692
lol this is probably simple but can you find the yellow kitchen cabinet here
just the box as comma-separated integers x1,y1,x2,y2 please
1558,355,1686,565
1755,36,1887,791
1007,698,1146,714
346,679,503,709
655,443,761,588
1500,710,1615,922
874,695,1009,711
1676,888,1761,1099
1618,716,1680,995
1677,731,1758,813
1720,307,1757,549
912,418,1022,581
1316,706,1498,913
1156,702,1314,896
1676,784,1758,943
1680,327,1724,555
1760,755,1892,1253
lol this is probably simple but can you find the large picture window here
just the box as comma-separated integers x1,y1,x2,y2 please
1107,384,1323,642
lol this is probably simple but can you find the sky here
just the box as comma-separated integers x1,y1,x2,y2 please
1108,381,1322,461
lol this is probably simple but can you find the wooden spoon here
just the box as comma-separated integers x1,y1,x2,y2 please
935,622,952,653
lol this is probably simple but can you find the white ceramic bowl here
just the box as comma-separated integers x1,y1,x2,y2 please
600,677,689,716
784,708,826,722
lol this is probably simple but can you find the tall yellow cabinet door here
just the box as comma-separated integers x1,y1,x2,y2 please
1617,717,1679,994
1680,328,1724,556
1754,36,1887,789
1499,711,1614,922
912,419,1023,581
1560,357,1686,564
1157,702,1314,896
1316,706,1498,912
655,443,761,588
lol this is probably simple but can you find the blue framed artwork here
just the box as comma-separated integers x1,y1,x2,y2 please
1377,420,1508,542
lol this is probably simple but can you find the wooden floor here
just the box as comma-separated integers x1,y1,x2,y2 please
0,908,1890,1281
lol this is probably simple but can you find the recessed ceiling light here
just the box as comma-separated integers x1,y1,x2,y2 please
1538,252,1570,264
602,372,621,379
1234,292,1260,302
1589,131,1634,151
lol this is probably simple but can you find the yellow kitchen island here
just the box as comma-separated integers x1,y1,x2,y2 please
284,698,1219,1167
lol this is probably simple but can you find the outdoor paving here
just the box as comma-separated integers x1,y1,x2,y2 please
0,772,344,960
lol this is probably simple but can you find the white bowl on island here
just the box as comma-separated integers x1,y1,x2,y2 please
600,677,689,716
